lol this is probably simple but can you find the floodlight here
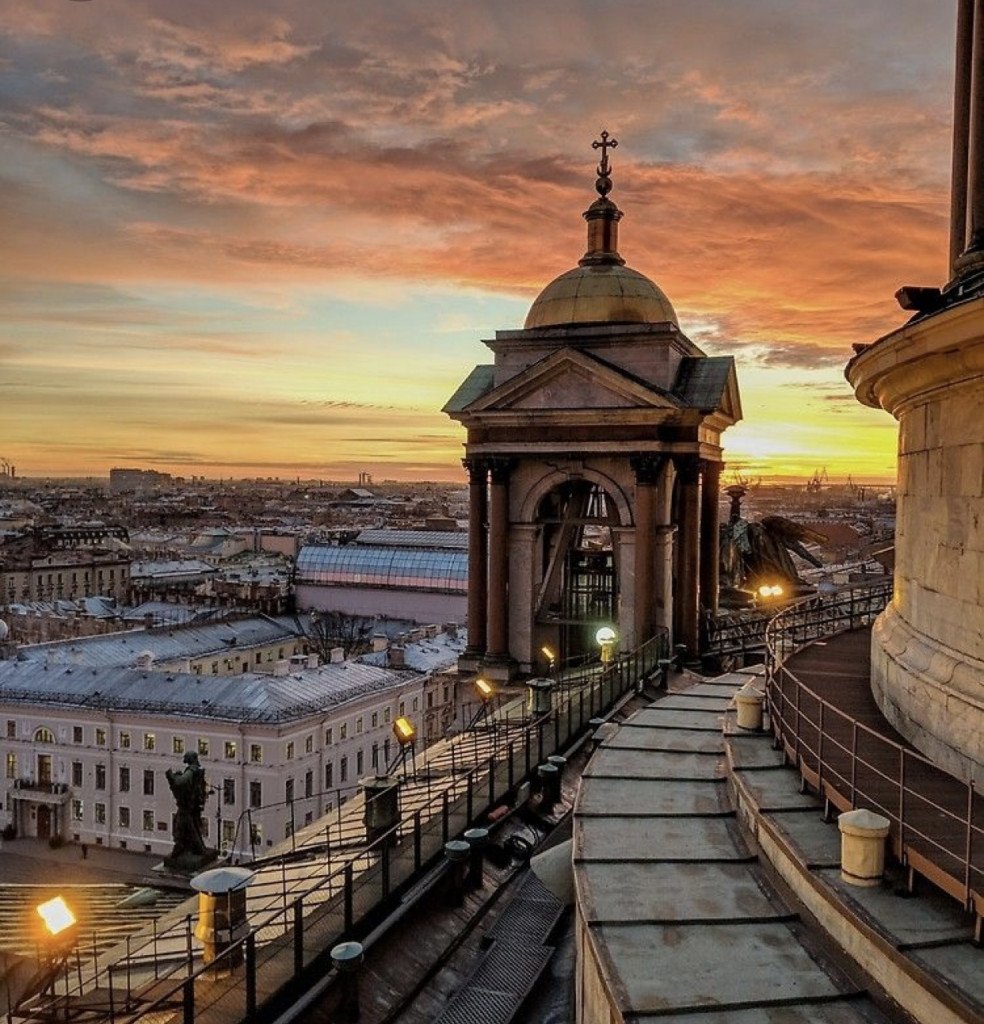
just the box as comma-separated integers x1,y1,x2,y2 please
475,678,494,702
595,626,616,645
37,896,76,937
392,716,416,746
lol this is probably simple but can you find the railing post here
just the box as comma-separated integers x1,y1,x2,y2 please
344,862,354,935
488,755,495,806
508,741,515,791
245,932,257,1022
442,792,450,845
466,772,473,824
182,977,194,1024
413,810,422,871
293,898,304,977
817,702,824,797
898,748,906,839
965,780,975,908
382,840,391,898
850,722,858,806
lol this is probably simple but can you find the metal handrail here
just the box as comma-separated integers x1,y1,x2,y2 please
764,581,981,923
18,630,667,1024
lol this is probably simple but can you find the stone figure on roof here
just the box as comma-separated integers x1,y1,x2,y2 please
164,751,214,872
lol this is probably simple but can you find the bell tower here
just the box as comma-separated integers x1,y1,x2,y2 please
445,137,742,678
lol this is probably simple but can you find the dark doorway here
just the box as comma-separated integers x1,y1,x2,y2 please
37,805,51,840
535,480,618,663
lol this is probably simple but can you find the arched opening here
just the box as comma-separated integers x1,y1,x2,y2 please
534,480,619,663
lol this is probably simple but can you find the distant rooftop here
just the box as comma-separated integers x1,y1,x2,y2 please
297,544,467,593
355,529,467,550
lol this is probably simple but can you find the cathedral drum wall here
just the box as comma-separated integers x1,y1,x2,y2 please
849,301,984,785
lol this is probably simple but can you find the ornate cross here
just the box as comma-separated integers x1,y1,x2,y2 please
592,130,618,174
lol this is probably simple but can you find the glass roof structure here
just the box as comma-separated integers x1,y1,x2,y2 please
297,545,468,593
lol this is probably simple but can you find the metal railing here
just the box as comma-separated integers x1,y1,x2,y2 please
15,631,667,1024
764,581,983,929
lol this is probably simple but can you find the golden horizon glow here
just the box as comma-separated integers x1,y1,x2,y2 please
0,2,955,483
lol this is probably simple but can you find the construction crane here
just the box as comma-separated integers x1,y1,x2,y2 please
806,467,828,493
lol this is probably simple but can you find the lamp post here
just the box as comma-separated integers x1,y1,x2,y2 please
595,626,616,665
36,896,78,1003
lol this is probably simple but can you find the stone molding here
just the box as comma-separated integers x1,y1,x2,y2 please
870,603,984,785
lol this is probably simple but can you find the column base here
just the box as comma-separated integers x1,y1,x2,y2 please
481,655,518,682
457,650,486,674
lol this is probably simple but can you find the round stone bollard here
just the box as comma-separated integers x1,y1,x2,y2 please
538,762,561,811
527,677,554,717
463,827,489,889
444,840,471,907
838,809,891,887
190,866,254,971
330,940,364,1023
734,682,766,731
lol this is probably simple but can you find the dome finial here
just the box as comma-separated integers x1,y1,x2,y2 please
592,131,618,197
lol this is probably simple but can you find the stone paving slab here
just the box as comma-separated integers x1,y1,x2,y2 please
768,812,843,868
592,921,844,1013
735,768,824,811
607,726,724,754
647,1001,879,1023
585,748,727,781
657,694,735,712
575,817,750,862
686,683,748,699
579,862,784,923
815,869,974,947
629,708,727,731
910,944,984,1008
727,735,786,769
577,778,730,817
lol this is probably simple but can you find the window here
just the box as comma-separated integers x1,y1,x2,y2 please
325,762,333,788
339,724,347,741
143,733,155,752
34,727,55,744
304,734,313,754
211,662,218,674
384,708,391,724
119,806,130,828
172,736,185,755
5,720,14,739
339,756,347,783
325,727,333,746
222,778,235,805
443,685,450,703
95,764,106,790
200,818,209,838
71,761,83,786
72,799,83,821
5,753,16,779
412,698,419,712
119,731,131,750
94,803,106,825
356,717,363,735
371,713,378,729
304,770,313,798
249,780,262,808
285,778,294,802
222,820,236,844
119,766,130,792
143,810,154,831
143,769,154,796
427,692,434,709
198,738,210,757
356,750,363,775
398,701,405,717
73,726,83,744
372,743,379,769
249,744,262,763
285,741,294,760
224,741,236,760
249,822,262,847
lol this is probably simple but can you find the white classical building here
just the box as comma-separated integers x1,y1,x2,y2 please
0,621,464,858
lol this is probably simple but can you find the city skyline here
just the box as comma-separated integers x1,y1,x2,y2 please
0,0,957,482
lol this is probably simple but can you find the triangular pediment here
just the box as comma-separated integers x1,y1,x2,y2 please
464,349,680,415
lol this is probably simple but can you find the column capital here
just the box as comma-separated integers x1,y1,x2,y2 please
699,458,724,479
629,453,664,485
487,456,515,484
462,457,490,483
674,453,701,484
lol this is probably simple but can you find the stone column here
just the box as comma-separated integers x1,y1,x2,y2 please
462,457,488,662
654,524,676,645
965,0,984,255
951,0,975,268
699,460,722,616
485,458,513,663
630,455,661,644
675,455,701,656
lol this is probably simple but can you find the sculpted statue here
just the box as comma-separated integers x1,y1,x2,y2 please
164,751,212,871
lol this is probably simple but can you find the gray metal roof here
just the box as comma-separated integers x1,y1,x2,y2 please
296,545,467,593
672,356,736,410
443,365,495,413
0,658,415,724
355,530,468,550
20,616,301,669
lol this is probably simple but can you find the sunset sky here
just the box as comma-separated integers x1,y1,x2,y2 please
0,1,958,482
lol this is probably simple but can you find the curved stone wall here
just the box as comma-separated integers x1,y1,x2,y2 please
847,298,984,784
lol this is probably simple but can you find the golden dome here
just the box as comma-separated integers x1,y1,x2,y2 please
524,263,678,330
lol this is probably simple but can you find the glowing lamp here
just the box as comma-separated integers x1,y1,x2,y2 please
540,645,556,665
37,896,76,937
757,584,784,599
392,716,416,747
595,626,616,646
475,678,494,702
